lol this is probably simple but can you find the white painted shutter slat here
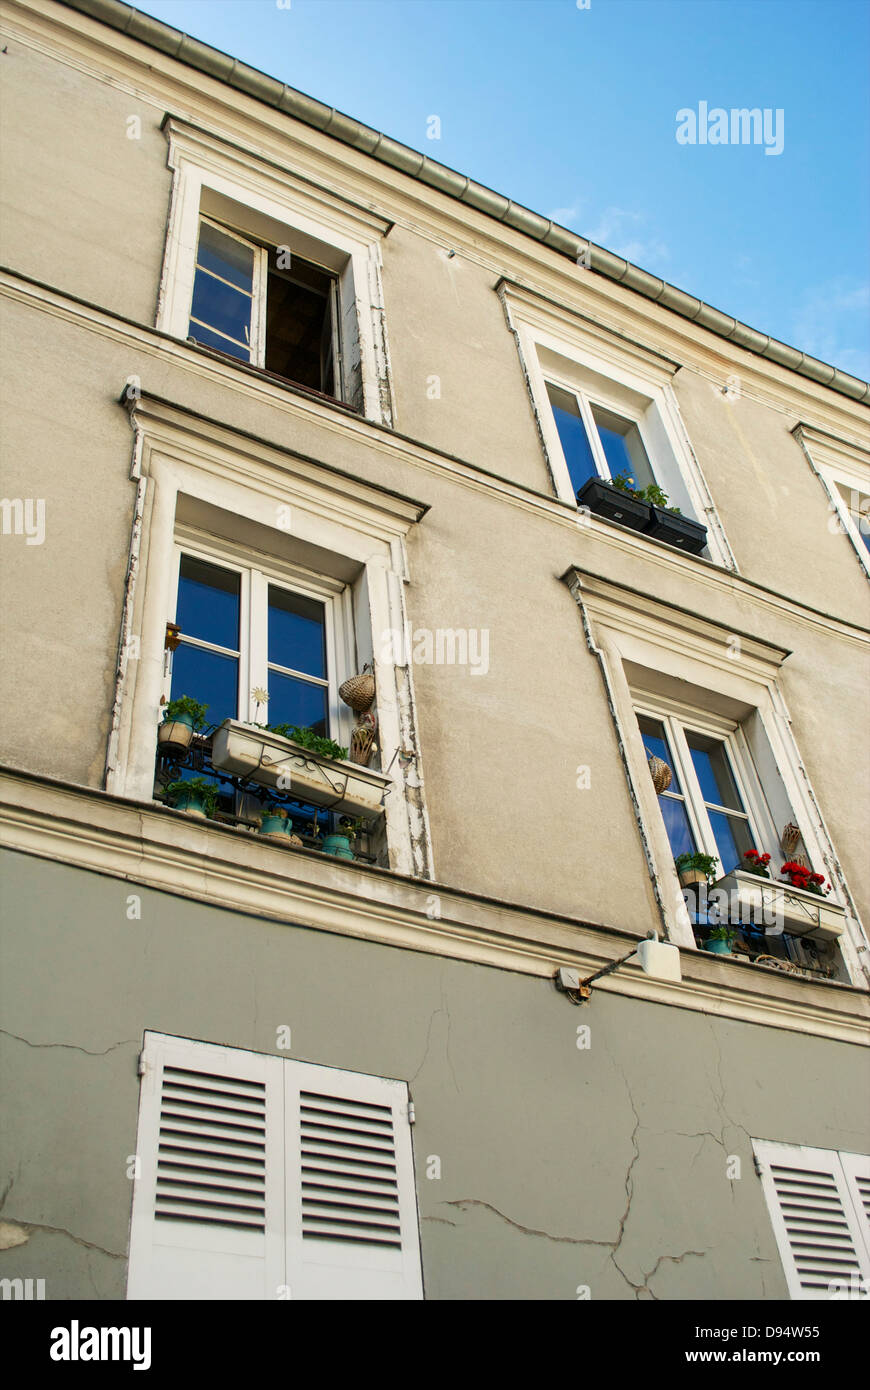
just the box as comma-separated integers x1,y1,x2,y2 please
127,1033,285,1300
753,1139,870,1300
285,1061,423,1299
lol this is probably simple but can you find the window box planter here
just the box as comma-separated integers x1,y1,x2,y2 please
713,869,846,942
211,720,390,819
644,505,707,554
576,478,650,533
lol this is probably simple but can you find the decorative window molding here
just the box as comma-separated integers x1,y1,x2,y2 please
499,279,736,569
109,390,433,879
127,1032,424,1300
564,567,869,985
752,1138,870,1300
157,117,396,424
793,423,870,580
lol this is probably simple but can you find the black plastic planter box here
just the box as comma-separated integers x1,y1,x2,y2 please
645,505,708,554
576,478,650,533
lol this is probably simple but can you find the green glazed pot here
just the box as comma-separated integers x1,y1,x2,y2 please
259,814,292,838
703,938,733,955
321,833,354,861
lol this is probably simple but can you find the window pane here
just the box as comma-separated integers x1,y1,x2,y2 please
546,383,598,493
170,643,239,726
708,810,754,875
659,794,696,859
176,556,240,651
591,405,655,490
196,221,255,291
190,272,253,351
687,736,745,811
267,671,328,738
268,587,326,678
637,714,682,793
188,321,251,363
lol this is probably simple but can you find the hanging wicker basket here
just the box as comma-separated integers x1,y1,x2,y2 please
350,722,376,766
339,672,376,713
648,755,673,794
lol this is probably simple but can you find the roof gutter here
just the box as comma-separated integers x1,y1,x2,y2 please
57,0,869,405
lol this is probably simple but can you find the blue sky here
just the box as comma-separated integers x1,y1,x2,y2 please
139,0,869,379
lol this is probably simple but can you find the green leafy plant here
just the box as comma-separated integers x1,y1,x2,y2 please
162,695,209,728
164,777,219,816
610,472,681,514
705,925,737,943
266,724,348,761
337,816,366,840
258,804,288,822
674,851,720,880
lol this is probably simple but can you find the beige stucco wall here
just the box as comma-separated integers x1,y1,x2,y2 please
0,2,867,936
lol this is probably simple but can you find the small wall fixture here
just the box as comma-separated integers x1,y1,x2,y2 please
555,931,681,1004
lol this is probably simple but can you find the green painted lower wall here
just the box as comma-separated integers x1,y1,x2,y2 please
1,848,867,1300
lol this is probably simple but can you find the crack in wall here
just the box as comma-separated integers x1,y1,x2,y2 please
0,1029,138,1057
1,1219,124,1261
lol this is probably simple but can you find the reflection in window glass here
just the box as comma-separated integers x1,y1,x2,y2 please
268,587,326,678
176,556,240,652
189,222,255,360
591,405,656,490
637,714,696,860
686,732,753,875
546,383,598,493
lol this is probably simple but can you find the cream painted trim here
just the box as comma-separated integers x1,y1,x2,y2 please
1,771,868,1046
500,281,737,569
793,423,870,582
4,0,870,439
157,117,395,425
565,568,870,985
2,269,867,651
110,391,434,880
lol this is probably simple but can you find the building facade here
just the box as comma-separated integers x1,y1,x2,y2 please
1,0,869,1301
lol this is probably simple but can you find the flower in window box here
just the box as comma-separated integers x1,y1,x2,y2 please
781,861,831,896
741,850,772,879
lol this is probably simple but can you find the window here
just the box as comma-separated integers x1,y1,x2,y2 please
792,423,870,579
637,713,756,875
546,382,657,495
166,541,343,737
158,118,395,423
127,1032,424,1300
836,482,870,556
188,218,340,397
753,1139,870,1300
498,279,734,566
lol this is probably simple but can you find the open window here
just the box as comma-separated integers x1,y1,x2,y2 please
189,218,341,397
157,118,395,423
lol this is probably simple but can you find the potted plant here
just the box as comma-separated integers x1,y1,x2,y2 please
322,816,364,861
781,862,831,897
741,850,772,879
163,777,218,818
703,925,737,955
257,804,292,840
674,851,719,888
158,695,209,753
576,473,650,533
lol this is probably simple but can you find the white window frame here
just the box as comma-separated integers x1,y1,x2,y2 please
189,216,342,394
565,568,867,979
499,280,735,568
545,375,658,490
753,1138,870,1301
166,530,352,737
109,393,434,880
634,697,772,871
793,423,870,580
158,118,395,424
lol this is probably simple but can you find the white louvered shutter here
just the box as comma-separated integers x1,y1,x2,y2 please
840,1151,870,1269
128,1035,423,1300
753,1139,870,1300
127,1033,286,1299
285,1060,423,1299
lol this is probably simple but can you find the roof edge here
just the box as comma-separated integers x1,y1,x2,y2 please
52,0,870,405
